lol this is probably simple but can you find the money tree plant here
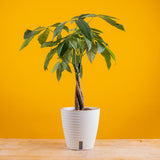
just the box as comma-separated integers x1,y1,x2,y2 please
20,13,125,110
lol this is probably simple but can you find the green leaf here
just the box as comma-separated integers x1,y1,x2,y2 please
93,33,108,46
96,41,105,53
86,43,97,63
53,22,67,40
19,36,33,51
102,41,108,46
97,14,118,20
101,49,111,69
83,35,92,51
57,40,69,57
50,22,61,27
71,32,81,39
105,47,116,61
93,33,103,42
20,28,44,50
57,34,61,41
71,15,80,20
57,42,65,56
41,38,61,48
35,26,45,30
69,38,77,50
56,63,63,81
41,41,56,48
63,25,69,33
79,13,96,19
72,13,117,20
72,13,96,19
24,29,35,39
38,29,49,45
62,61,72,73
44,48,56,70
60,41,69,57
79,39,86,54
91,28,103,34
62,48,72,64
52,61,60,73
98,15,125,31
75,19,93,41
34,29,44,35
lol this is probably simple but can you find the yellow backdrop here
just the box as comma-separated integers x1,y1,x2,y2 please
0,0,160,139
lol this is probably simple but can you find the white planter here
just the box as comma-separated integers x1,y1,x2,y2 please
61,107,100,150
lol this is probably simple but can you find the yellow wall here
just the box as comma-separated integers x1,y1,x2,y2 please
0,0,160,139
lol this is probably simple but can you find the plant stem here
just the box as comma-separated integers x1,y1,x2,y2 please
75,64,84,110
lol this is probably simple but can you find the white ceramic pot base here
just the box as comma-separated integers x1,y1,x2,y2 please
61,107,100,150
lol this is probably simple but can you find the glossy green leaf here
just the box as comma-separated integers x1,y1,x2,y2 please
71,15,80,20
86,43,97,63
20,28,44,50
24,29,35,39
57,42,65,56
98,15,125,31
41,41,56,48
79,13,96,19
105,47,116,61
19,36,33,51
79,39,86,54
63,26,69,32
60,41,69,57
62,48,72,64
56,63,63,81
72,13,96,19
38,29,49,45
44,48,56,70
91,28,103,34
41,38,61,48
35,26,45,30
97,14,118,19
83,35,92,51
62,61,72,73
101,49,111,69
50,22,61,27
75,19,93,41
69,38,77,50
102,41,108,46
57,40,69,57
94,33,108,46
34,29,44,35
57,34,61,41
52,61,60,73
93,33,103,42
53,22,67,40
96,41,105,53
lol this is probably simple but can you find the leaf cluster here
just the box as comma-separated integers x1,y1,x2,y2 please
20,13,125,81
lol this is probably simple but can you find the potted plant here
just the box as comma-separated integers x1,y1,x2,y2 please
20,13,125,150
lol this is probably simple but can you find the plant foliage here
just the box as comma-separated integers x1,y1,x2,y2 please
20,13,125,81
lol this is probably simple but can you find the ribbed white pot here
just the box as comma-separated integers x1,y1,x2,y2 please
61,107,100,150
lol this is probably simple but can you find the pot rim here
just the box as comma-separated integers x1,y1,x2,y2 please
61,107,100,112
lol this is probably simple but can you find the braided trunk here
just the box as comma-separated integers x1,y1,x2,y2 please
75,75,84,110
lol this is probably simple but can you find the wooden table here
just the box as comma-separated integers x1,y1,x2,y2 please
0,139,160,160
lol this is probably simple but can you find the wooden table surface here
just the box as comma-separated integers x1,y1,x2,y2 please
0,139,160,160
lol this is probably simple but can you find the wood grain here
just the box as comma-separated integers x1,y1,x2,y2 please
0,139,160,160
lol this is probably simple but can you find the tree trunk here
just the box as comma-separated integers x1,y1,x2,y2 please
75,75,84,110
